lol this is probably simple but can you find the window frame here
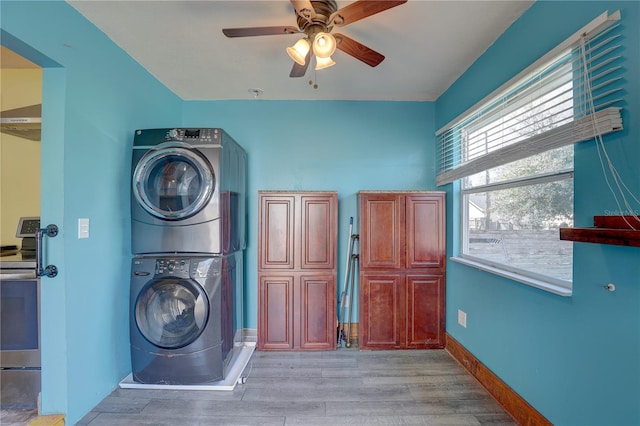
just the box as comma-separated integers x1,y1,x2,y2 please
455,163,575,296
442,10,624,296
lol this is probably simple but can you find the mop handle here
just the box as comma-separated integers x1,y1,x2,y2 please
341,217,354,301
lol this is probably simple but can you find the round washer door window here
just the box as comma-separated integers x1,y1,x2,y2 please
133,143,214,220
135,277,208,349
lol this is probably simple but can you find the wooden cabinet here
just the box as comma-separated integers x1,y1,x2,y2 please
258,191,337,350
359,191,446,349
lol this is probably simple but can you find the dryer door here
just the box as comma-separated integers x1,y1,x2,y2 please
134,277,208,349
133,143,215,220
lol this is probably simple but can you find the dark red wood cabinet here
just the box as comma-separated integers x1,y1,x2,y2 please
359,191,446,349
258,191,337,350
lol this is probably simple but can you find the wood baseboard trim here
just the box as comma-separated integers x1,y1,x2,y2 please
446,334,551,426
338,323,359,346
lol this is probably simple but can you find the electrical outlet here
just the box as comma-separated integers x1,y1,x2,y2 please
458,309,467,328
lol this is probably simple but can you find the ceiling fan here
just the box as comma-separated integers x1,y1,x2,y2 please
222,0,407,78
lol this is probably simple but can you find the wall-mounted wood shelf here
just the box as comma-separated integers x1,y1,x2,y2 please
560,216,640,247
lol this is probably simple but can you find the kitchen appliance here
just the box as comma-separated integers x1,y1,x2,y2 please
0,104,41,141
131,128,246,255
1,218,41,408
129,253,241,384
15,216,40,254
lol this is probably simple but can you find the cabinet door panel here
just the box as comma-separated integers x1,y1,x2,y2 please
360,195,402,269
360,274,403,348
300,275,336,350
260,196,295,269
406,275,445,348
406,195,446,270
301,195,336,269
258,275,294,350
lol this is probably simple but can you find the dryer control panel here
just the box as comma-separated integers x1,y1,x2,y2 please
191,257,221,278
150,257,222,279
155,258,189,276
165,128,220,143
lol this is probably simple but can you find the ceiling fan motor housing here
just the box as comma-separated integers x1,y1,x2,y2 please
297,0,338,36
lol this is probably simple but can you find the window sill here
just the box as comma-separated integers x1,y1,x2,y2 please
450,257,572,297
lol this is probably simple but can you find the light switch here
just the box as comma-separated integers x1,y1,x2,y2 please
78,218,89,239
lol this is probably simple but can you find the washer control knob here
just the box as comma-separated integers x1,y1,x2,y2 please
168,129,178,139
167,262,175,271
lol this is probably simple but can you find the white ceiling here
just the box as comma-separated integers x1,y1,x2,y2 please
68,0,533,101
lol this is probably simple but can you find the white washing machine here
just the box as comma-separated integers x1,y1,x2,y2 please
130,254,240,384
131,128,246,255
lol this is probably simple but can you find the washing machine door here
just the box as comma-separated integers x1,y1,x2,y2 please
135,277,208,349
133,142,214,220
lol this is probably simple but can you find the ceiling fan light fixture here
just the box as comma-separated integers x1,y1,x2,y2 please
312,32,336,58
286,38,310,66
315,55,336,70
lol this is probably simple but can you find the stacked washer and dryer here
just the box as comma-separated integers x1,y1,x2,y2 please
129,128,246,385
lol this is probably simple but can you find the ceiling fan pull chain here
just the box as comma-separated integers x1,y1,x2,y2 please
308,58,319,89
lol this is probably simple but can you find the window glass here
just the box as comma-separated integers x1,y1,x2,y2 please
463,155,574,283
146,156,203,213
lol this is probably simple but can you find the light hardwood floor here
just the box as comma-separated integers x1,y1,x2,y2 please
1,348,516,425
70,348,516,426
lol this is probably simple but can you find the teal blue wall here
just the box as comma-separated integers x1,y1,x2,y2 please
182,100,436,328
436,2,639,425
1,1,182,424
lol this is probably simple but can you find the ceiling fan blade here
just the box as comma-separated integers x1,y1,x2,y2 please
222,26,299,38
290,0,316,20
330,0,407,27
290,51,311,78
334,33,385,67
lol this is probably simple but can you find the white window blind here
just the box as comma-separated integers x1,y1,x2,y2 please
436,10,624,187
